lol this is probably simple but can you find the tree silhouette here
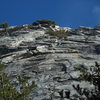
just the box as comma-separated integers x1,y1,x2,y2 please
0,22,9,35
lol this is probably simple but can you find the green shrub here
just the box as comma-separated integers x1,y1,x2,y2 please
0,73,20,100
0,73,37,100
0,22,9,35
0,22,8,28
37,19,56,25
73,62,100,100
46,29,67,40
0,63,5,71
74,62,100,92
74,66,85,73
32,19,56,28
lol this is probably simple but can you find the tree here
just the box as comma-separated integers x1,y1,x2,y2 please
0,73,37,100
0,22,9,35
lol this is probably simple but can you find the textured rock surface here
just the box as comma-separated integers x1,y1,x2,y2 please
0,24,100,100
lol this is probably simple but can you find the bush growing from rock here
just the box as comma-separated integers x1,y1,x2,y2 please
0,73,37,100
0,63,5,71
46,29,67,40
32,19,56,28
73,62,100,100
0,22,8,28
37,19,56,25
0,22,9,35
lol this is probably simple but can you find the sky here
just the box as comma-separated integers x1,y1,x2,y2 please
0,0,100,28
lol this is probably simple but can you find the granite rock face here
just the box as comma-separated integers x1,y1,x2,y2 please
0,24,100,100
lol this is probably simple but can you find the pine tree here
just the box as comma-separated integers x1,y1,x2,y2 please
0,22,9,35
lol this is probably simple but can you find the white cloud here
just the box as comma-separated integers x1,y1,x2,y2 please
93,6,100,24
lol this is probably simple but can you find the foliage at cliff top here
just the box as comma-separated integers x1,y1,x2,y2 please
32,19,56,27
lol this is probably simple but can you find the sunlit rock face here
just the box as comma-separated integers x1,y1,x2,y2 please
0,22,100,100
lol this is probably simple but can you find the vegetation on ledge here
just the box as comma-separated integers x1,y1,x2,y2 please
46,29,67,40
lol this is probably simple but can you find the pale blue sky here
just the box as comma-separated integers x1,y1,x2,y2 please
0,0,100,28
